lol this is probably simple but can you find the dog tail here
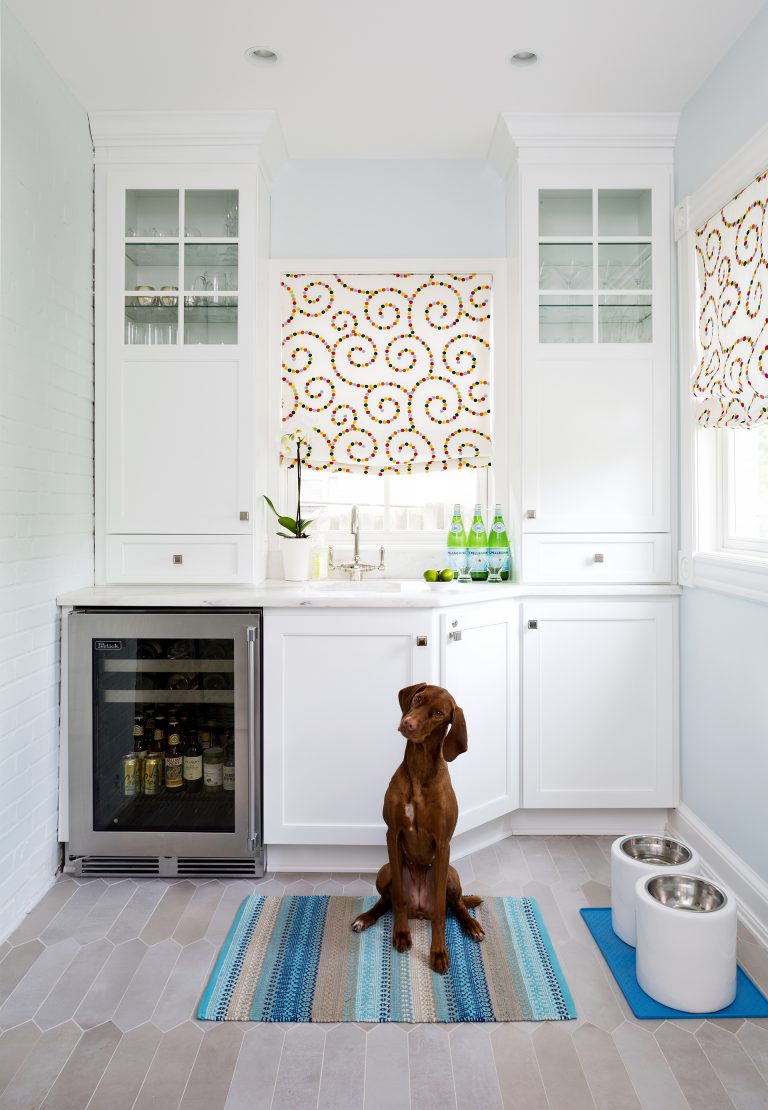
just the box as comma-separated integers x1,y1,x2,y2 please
462,895,483,908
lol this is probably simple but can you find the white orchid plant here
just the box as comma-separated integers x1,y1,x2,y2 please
264,430,314,539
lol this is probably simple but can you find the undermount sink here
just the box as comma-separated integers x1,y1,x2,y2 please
307,580,403,592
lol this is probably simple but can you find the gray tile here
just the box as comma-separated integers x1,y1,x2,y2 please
73,880,137,944
40,881,108,945
7,879,78,946
312,880,345,895
572,839,611,884
612,1022,689,1110
546,837,590,882
73,937,146,1029
364,1024,410,1110
86,1022,159,1110
178,1022,244,1110
490,1025,548,1110
0,941,45,1007
35,937,114,1030
133,1021,204,1110
580,880,610,908
151,938,216,1032
471,846,502,878
271,1024,326,1110
106,880,168,944
554,938,625,1032
173,881,225,946
573,1022,641,1108
0,1020,82,1110
140,881,197,945
738,937,768,996
317,1023,366,1110
738,1021,768,1081
450,1024,503,1110
696,1022,768,1109
341,880,377,896
225,1025,285,1110
518,837,561,883
522,881,570,947
409,1024,458,1110
0,938,79,1030
655,1021,737,1110
532,1023,596,1110
493,835,533,885
205,881,256,945
0,1021,41,1095
113,937,182,1032
40,1021,121,1110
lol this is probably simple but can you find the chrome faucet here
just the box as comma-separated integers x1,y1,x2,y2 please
329,505,385,582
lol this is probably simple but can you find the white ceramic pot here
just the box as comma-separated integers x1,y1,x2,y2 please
280,537,312,581
611,834,701,947
635,873,737,1012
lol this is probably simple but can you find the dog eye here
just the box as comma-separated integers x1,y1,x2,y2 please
433,709,443,718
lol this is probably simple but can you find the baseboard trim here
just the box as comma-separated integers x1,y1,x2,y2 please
668,803,768,948
509,808,671,836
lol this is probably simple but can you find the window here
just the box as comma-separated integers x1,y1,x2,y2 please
722,427,768,552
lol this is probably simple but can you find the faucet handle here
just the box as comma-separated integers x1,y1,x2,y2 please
328,546,335,571
378,545,386,571
350,505,359,533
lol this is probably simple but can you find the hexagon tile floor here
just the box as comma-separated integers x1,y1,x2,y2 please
1,835,768,1109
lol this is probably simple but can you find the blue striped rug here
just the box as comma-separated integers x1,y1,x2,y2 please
199,894,576,1023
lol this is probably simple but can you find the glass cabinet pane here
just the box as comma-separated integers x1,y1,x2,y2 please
598,295,652,343
93,637,236,833
125,189,179,238
183,243,238,294
539,243,593,290
539,189,593,237
598,242,652,290
184,297,238,344
185,190,239,238
539,295,593,343
125,242,179,293
125,298,178,345
598,189,651,236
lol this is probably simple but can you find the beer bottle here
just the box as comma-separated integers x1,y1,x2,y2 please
152,714,167,754
183,729,204,793
133,712,148,794
165,715,184,791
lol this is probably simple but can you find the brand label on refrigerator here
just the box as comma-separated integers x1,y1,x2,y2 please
94,640,122,650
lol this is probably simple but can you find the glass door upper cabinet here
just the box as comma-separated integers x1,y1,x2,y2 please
597,188,652,342
124,187,238,346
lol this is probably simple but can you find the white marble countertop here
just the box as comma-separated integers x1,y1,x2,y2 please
57,579,682,609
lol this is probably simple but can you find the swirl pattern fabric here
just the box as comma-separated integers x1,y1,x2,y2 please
198,894,576,1023
693,169,768,426
281,273,492,472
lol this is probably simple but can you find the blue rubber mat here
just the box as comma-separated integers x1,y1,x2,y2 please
580,907,768,1019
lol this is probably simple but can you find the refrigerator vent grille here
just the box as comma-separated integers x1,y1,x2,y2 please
177,858,262,877
76,856,161,876
70,856,263,878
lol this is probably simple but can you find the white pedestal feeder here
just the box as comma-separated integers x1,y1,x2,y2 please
610,834,701,947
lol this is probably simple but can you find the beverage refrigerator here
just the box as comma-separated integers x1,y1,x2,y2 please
64,608,264,877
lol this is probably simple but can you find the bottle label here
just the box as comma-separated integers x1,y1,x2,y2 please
449,522,463,534
469,551,488,572
492,522,506,534
446,549,467,572
133,724,144,738
165,755,183,787
183,755,203,781
471,522,485,535
204,763,224,787
223,765,235,792
154,728,164,742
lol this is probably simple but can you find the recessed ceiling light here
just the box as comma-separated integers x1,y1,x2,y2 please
245,47,278,63
510,50,538,66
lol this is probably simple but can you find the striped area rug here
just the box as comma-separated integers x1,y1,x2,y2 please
198,894,576,1023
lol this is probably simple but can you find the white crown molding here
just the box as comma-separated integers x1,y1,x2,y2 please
495,111,679,152
678,118,768,233
88,109,287,185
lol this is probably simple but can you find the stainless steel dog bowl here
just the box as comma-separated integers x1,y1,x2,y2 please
646,874,727,913
620,835,692,867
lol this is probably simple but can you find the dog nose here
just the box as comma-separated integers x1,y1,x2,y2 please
401,716,415,732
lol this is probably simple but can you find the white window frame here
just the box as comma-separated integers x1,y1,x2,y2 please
677,121,768,602
266,258,510,552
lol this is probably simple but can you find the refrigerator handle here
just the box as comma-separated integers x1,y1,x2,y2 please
247,626,260,850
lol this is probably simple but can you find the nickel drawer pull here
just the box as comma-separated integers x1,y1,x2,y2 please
593,553,605,563
416,635,428,647
172,554,183,565
448,630,462,642
528,619,538,630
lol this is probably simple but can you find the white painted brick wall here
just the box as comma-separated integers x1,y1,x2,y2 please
0,6,94,940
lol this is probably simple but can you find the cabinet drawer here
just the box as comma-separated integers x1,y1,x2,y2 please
522,534,671,584
106,535,253,584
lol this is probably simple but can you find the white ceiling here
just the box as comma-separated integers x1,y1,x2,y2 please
6,0,766,159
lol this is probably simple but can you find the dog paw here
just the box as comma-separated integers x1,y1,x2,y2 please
351,917,366,933
463,918,485,941
392,927,412,952
430,946,450,974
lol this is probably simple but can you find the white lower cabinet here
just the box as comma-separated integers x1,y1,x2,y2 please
263,609,436,845
522,598,677,808
440,601,519,832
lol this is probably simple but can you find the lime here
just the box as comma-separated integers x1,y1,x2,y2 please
423,569,439,582
439,568,455,582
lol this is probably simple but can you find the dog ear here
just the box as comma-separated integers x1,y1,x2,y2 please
443,704,468,762
398,682,427,714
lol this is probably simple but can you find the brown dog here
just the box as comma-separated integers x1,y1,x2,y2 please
351,682,484,973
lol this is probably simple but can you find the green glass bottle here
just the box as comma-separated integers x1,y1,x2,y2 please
467,503,488,580
488,503,511,581
446,503,468,578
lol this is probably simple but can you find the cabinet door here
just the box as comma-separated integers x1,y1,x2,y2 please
440,601,520,830
522,599,676,808
263,610,436,845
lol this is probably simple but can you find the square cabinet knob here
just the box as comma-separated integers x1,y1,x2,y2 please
172,554,183,565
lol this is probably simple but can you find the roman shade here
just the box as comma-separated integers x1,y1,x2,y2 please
693,169,768,427
280,272,492,473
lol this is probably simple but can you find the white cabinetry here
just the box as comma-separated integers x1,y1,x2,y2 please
91,113,283,584
521,598,677,808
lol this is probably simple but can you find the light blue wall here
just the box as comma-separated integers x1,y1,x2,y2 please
676,5,768,880
271,159,505,258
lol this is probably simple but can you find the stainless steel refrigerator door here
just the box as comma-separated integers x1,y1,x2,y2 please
67,610,260,859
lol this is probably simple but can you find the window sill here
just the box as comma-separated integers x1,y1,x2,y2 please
686,551,768,605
